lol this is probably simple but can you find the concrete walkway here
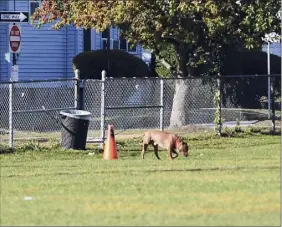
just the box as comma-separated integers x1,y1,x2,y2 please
197,120,259,128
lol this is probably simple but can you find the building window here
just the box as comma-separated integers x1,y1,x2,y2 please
29,1,41,16
120,39,127,50
128,42,137,52
102,39,107,50
113,40,119,49
119,39,137,53
101,28,109,39
100,28,138,53
101,28,109,49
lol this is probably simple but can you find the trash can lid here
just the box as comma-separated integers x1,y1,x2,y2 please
60,110,91,120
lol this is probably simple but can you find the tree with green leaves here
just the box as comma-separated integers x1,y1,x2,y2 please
33,0,280,127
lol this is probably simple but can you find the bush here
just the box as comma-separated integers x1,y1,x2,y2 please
72,50,154,79
223,49,281,75
221,50,281,109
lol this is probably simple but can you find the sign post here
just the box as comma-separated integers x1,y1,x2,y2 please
11,65,19,82
2,10,29,149
9,23,21,81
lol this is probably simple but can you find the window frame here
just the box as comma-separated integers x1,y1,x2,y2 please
100,27,138,53
29,0,41,16
119,38,137,53
29,0,41,24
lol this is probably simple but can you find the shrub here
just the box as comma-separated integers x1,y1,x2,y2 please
72,49,154,79
221,50,281,109
223,49,281,75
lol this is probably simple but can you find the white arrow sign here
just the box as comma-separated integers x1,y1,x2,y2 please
19,12,27,22
1,12,26,22
0,11,29,23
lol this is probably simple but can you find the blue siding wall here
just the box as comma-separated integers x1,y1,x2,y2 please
0,0,8,81
1,0,144,81
0,0,82,81
15,24,77,80
93,29,101,49
76,28,84,54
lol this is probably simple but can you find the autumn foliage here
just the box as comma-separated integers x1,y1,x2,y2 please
33,0,280,78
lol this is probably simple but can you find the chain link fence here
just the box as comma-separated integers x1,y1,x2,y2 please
220,75,281,127
84,79,102,140
83,74,280,140
163,78,216,127
0,79,77,147
0,74,280,148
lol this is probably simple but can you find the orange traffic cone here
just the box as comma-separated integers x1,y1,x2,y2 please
103,125,118,160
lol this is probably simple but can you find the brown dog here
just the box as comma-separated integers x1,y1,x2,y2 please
141,130,189,160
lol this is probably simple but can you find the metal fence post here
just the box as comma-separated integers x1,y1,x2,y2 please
100,70,106,147
74,69,80,109
9,83,14,148
271,75,276,132
217,78,222,136
160,78,164,131
74,69,85,110
267,42,271,119
80,80,85,110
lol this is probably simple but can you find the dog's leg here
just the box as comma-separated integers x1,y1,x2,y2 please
171,150,178,159
168,146,173,160
153,144,161,160
141,143,148,159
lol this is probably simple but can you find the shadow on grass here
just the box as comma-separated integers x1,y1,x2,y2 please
0,148,14,154
2,165,279,178
260,131,281,136
143,165,279,173
219,129,281,138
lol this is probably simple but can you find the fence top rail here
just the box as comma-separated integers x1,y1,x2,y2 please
0,78,77,85
84,74,281,81
0,74,279,84
218,74,281,78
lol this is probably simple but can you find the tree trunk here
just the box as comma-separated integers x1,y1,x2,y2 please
169,44,190,128
169,79,190,127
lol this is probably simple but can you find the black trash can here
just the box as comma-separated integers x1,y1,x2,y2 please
60,110,91,150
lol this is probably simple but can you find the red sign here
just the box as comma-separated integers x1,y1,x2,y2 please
9,24,21,53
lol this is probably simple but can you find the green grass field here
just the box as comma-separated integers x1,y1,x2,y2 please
0,131,280,226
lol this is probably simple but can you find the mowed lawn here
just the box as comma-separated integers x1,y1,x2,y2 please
0,132,280,226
